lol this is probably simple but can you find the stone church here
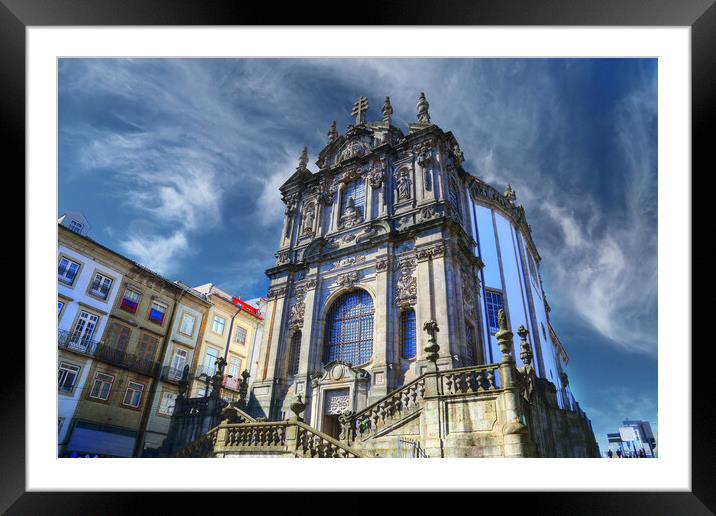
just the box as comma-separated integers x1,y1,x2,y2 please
164,94,600,458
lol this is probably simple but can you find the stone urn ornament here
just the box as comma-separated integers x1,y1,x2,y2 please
290,395,307,420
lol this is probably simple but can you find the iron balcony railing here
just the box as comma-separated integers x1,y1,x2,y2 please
58,329,158,376
95,345,158,376
161,365,186,383
58,329,102,356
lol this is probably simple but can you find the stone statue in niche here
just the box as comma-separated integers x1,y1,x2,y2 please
396,169,412,201
302,202,315,235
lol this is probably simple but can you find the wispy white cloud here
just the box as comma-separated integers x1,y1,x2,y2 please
61,59,657,357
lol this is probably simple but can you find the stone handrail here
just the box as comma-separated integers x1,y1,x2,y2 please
294,420,362,458
345,375,428,442
175,427,219,458
176,419,362,458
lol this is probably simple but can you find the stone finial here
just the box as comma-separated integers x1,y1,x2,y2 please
351,96,369,125
297,146,309,170
417,92,431,124
290,394,307,420
517,325,533,367
504,183,517,203
381,96,393,125
327,121,338,143
423,320,440,368
495,309,514,364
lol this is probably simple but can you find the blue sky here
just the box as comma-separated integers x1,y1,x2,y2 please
58,58,658,453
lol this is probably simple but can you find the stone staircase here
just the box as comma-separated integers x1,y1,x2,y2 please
176,418,362,458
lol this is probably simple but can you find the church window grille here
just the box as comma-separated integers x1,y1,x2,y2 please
341,179,366,217
400,309,416,360
289,331,301,376
325,290,374,365
485,290,504,334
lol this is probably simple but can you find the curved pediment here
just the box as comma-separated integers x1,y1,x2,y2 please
320,360,370,384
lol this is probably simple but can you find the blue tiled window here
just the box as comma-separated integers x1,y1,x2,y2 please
401,309,416,360
325,290,374,365
485,290,504,334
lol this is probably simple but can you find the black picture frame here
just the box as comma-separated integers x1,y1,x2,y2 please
4,0,709,513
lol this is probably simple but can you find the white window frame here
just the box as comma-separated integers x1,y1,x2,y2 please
122,381,145,408
235,325,247,345
58,256,81,285
158,391,178,416
170,348,188,379
212,315,226,335
148,300,168,325
69,310,100,349
89,372,115,401
58,300,65,317
68,220,84,233
88,271,114,300
179,312,196,337
58,362,81,394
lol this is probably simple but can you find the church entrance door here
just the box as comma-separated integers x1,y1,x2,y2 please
322,388,350,439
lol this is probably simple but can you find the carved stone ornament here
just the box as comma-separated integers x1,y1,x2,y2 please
416,243,446,262
267,286,287,299
395,257,417,307
368,161,386,188
339,139,368,162
461,267,476,319
289,288,307,329
375,257,389,271
331,255,366,270
339,197,362,229
335,271,360,289
275,251,291,265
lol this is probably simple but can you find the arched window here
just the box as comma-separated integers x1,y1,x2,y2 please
324,290,374,365
400,309,416,360
288,331,301,376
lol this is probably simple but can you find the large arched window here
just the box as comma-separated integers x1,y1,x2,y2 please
324,290,374,365
288,331,301,376
400,309,416,360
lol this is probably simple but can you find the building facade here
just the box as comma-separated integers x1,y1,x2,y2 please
169,94,601,458
58,216,210,457
249,94,577,430
189,284,263,402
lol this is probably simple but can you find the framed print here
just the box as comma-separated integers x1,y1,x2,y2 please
5,0,709,513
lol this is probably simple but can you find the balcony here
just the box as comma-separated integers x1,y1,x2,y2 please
95,345,158,376
58,329,102,356
161,365,186,383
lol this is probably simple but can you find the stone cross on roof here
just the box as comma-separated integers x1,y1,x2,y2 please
351,96,369,125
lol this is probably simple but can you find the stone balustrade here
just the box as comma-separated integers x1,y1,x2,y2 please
342,363,502,443
439,364,499,396
175,419,361,458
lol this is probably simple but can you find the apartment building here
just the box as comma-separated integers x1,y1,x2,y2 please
190,284,263,403
139,281,211,456
58,214,190,457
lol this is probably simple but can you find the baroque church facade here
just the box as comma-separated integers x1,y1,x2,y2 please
246,93,591,448
164,93,598,458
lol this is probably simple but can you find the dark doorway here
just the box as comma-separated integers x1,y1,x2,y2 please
322,414,341,439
